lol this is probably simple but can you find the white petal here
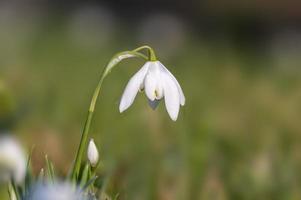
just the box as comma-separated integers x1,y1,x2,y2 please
148,99,160,110
158,62,185,106
119,63,149,112
162,73,180,121
144,73,157,101
145,62,165,101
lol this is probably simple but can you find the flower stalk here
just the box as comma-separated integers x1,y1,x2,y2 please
70,47,151,181
133,45,157,61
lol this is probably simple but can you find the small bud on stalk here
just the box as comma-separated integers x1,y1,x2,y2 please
87,139,99,167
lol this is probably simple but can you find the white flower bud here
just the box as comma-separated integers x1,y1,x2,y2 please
87,139,99,167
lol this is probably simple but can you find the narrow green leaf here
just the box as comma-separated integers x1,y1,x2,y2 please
8,183,17,200
113,193,120,200
82,176,98,191
37,168,45,183
45,155,55,183
79,163,90,188
10,180,21,200
24,146,35,197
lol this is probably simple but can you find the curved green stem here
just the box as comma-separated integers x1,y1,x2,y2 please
70,49,148,181
133,45,157,61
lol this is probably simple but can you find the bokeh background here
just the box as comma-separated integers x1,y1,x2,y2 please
1,0,301,199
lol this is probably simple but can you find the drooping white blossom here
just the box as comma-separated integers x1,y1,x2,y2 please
119,61,185,121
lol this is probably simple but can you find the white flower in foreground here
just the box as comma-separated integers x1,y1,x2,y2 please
29,182,87,200
0,135,26,184
87,139,99,167
119,61,185,121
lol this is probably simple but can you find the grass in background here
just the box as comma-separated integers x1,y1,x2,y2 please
1,17,301,199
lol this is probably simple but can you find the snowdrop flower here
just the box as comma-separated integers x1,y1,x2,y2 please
0,135,26,184
119,61,185,121
29,182,87,200
87,139,99,167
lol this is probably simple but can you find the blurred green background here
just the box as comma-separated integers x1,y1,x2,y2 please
1,0,301,199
